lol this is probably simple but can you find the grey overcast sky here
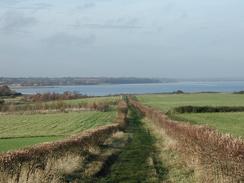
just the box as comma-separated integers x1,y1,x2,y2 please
0,0,244,78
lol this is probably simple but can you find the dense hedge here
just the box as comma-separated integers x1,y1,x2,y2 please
172,105,244,113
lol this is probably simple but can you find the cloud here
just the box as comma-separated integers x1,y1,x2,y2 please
73,17,143,30
76,3,96,11
0,11,38,34
44,33,96,47
16,3,53,11
0,0,21,6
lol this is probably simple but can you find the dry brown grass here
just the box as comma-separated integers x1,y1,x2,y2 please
143,118,197,183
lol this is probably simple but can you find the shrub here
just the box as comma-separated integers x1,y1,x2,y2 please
233,91,244,94
0,99,4,105
0,85,21,97
172,90,184,94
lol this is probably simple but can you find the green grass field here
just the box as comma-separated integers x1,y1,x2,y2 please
0,111,116,152
138,93,244,137
138,93,244,112
0,136,61,153
172,112,244,137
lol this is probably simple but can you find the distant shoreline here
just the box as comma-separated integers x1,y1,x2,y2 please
11,81,244,96
9,80,244,89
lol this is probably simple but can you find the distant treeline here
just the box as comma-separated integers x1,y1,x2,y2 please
233,91,244,94
0,85,21,97
0,77,170,86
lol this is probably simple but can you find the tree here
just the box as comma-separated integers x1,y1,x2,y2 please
0,85,21,96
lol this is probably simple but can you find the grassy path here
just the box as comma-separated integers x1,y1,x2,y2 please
97,107,168,183
64,107,196,182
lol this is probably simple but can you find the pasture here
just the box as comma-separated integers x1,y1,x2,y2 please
137,93,244,137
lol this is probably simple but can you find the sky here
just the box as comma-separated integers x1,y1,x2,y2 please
0,0,244,78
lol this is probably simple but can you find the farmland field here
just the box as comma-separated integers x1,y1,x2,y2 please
138,93,244,112
171,112,244,137
0,111,116,152
137,93,244,137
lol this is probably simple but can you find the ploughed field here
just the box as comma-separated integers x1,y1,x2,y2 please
138,93,244,137
0,110,116,153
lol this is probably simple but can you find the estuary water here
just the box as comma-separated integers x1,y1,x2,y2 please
14,81,244,96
